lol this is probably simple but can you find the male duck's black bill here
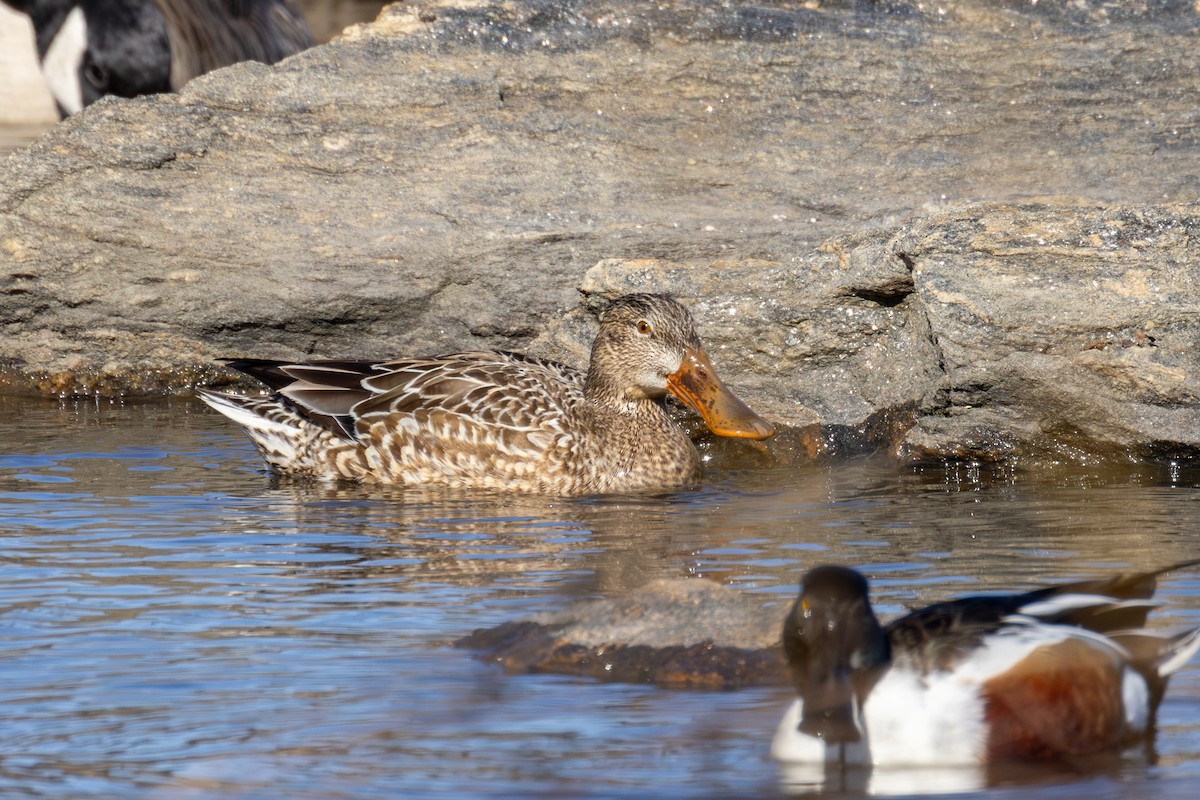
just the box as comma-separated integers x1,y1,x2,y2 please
666,347,775,440
797,680,862,743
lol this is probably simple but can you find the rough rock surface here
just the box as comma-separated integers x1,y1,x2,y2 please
458,578,788,688
896,203,1200,460
2,0,1200,463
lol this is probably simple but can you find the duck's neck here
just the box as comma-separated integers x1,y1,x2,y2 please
582,377,677,436
582,365,678,435
583,374,649,411
583,352,626,405
582,375,701,491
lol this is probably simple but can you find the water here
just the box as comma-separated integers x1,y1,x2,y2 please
1,396,1199,798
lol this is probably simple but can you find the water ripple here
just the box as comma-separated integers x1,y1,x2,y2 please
0,398,1197,797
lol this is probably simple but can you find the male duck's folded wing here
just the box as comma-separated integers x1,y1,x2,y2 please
887,559,1200,656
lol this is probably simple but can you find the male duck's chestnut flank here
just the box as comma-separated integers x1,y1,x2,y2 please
199,293,774,494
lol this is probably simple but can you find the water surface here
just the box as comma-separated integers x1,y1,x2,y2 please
1,396,1198,798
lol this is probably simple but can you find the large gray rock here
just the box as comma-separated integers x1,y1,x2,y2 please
896,203,1200,460
2,0,1199,462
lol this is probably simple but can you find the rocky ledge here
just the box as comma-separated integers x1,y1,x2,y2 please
2,0,1199,464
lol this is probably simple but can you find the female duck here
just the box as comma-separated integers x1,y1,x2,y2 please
199,293,775,494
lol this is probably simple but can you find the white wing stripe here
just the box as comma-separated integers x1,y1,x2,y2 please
1017,594,1157,618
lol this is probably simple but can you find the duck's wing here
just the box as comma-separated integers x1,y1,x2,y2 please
352,351,585,431
225,352,585,442
222,358,389,440
1005,559,1200,631
343,352,589,480
886,560,1200,670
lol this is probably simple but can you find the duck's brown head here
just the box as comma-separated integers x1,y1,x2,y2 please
586,294,775,440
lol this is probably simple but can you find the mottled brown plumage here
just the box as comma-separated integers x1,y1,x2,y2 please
198,294,774,494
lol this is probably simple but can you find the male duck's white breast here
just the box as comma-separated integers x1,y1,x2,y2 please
770,667,988,767
859,665,989,766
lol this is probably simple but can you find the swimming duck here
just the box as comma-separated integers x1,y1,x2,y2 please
772,562,1200,768
198,294,775,494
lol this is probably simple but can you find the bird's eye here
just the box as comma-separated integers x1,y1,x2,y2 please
83,57,109,90
636,320,652,335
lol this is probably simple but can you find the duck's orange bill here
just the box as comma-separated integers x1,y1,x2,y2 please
666,347,776,440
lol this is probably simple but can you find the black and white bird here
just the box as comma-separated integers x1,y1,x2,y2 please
3,0,310,117
773,562,1200,769
4,0,170,116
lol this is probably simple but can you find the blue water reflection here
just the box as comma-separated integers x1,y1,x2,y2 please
0,397,1197,798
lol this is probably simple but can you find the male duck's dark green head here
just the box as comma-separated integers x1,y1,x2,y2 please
783,565,892,743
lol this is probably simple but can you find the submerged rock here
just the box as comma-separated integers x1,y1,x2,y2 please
457,578,787,689
2,0,1199,463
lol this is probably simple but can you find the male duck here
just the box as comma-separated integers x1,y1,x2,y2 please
772,563,1200,768
199,293,775,494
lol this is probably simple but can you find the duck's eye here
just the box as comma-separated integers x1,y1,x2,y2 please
636,320,652,335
